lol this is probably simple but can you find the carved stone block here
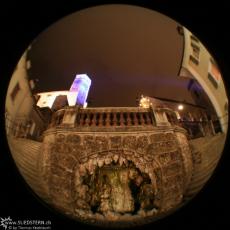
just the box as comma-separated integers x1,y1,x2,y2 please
110,136,122,149
136,136,149,152
95,136,109,152
123,136,136,149
56,134,65,142
66,134,81,144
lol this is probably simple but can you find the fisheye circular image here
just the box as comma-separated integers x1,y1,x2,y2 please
5,4,228,228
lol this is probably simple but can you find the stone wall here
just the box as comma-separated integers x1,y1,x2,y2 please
38,125,193,226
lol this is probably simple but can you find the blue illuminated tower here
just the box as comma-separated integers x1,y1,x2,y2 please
69,74,91,106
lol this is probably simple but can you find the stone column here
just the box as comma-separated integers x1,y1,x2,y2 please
62,109,78,127
153,109,171,126
198,122,205,136
209,120,216,135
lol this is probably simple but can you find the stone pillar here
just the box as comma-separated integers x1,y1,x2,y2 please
198,123,205,137
154,109,171,126
126,112,132,126
105,113,110,126
133,112,139,125
209,120,216,135
25,122,31,138
62,108,78,127
14,122,20,137
91,113,96,126
120,112,125,126
98,113,103,126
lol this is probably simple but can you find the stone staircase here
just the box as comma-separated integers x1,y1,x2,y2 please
7,136,48,201
184,133,226,200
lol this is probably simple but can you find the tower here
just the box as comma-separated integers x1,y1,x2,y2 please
69,74,91,107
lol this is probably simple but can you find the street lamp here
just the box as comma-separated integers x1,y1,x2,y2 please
178,105,184,110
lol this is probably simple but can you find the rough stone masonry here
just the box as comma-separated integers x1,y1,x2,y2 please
37,124,193,227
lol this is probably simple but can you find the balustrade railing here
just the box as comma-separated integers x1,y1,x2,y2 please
178,120,210,139
75,108,155,127
46,106,223,139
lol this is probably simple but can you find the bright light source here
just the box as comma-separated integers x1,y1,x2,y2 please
83,102,88,108
178,105,184,110
139,96,151,108
70,74,91,106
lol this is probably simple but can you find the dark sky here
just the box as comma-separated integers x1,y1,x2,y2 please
27,4,192,107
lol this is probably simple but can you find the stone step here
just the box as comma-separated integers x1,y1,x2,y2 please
7,137,48,200
186,167,218,195
186,159,219,190
192,155,221,176
10,142,41,176
184,134,225,200
191,163,219,183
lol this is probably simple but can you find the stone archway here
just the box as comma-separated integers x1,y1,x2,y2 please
41,130,191,226
70,149,163,224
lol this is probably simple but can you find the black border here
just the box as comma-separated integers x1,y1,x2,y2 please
1,1,230,229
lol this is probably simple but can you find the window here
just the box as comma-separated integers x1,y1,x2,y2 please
208,74,218,89
190,35,199,43
191,42,200,60
189,35,200,66
10,83,20,102
208,59,221,89
177,25,184,35
189,55,199,65
194,90,200,99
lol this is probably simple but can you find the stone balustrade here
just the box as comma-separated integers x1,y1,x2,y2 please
50,107,157,128
39,106,218,139
76,107,154,127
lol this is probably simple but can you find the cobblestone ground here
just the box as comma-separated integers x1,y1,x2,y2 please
185,133,227,199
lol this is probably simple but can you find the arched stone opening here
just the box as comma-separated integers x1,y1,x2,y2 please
70,150,163,222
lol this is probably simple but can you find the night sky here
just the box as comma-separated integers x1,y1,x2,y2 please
27,4,193,107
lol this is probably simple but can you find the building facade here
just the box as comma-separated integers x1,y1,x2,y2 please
179,27,228,133
5,49,48,140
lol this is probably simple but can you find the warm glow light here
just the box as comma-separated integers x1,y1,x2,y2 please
139,96,151,108
178,105,184,110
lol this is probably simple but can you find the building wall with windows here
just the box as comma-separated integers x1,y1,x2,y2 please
36,91,78,109
179,27,228,133
5,49,46,139
5,50,35,121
